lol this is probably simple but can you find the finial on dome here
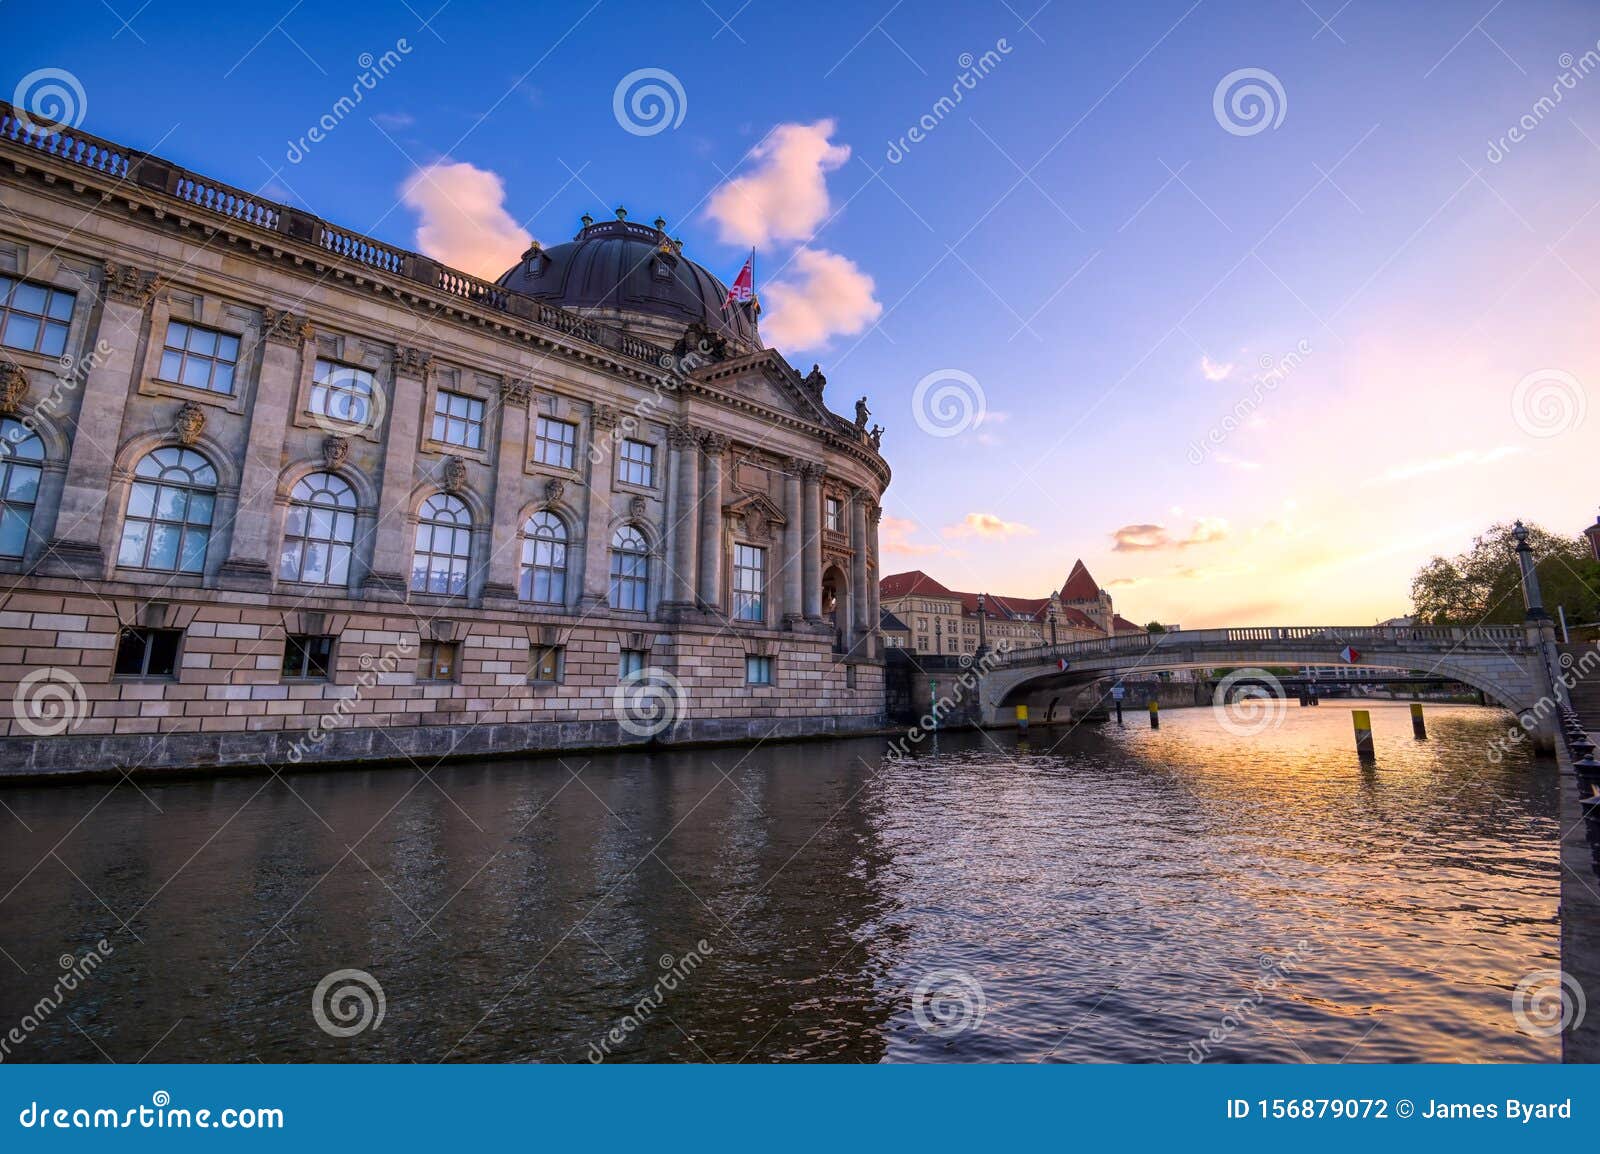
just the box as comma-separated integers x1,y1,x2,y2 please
580,212,593,227
653,215,667,231
614,205,628,221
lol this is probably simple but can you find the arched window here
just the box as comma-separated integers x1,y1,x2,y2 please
411,493,471,595
117,447,217,573
0,418,44,558
279,471,357,586
608,525,649,611
519,510,568,604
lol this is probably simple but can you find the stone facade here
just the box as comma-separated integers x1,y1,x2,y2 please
0,106,889,777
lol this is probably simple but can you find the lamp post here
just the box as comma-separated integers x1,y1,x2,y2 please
976,593,988,656
1585,507,1600,563
1047,606,1057,647
1512,521,1548,621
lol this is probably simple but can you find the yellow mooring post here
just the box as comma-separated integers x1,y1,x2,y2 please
1352,709,1375,758
1410,702,1427,740
1015,704,1029,734
1149,701,1160,730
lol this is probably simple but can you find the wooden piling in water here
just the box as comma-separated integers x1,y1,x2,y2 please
1410,702,1427,740
1149,701,1159,730
1353,709,1375,758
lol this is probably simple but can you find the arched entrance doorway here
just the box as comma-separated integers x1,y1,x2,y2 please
821,563,849,652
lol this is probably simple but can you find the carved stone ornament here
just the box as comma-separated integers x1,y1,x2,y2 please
322,434,350,471
544,477,565,504
700,431,729,456
805,363,827,393
102,261,157,306
854,395,871,429
174,401,206,446
629,496,647,521
744,509,770,542
0,362,28,413
667,422,700,450
261,307,314,348
593,404,622,430
674,321,728,364
500,379,532,408
393,346,433,379
441,455,468,493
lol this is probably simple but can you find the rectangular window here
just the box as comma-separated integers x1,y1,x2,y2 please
0,276,74,357
745,655,773,686
282,634,334,680
618,648,647,680
431,389,485,449
310,359,378,427
617,439,655,487
732,543,766,623
416,640,459,682
529,644,563,683
825,496,842,533
159,321,240,394
533,417,577,470
113,628,181,679
845,665,857,689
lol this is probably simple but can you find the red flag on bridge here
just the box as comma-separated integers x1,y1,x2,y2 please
1339,646,1360,664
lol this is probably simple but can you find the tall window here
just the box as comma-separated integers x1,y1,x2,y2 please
411,493,472,595
117,447,217,573
519,510,568,604
431,390,485,449
746,654,773,686
310,359,377,427
0,418,44,558
617,439,655,487
618,648,647,679
279,472,357,586
608,525,649,611
732,544,766,623
533,416,576,469
159,321,240,394
825,496,842,532
0,276,74,357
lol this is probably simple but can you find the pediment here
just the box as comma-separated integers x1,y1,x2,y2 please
694,349,837,428
723,490,787,542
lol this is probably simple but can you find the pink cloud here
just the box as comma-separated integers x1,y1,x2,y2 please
706,120,850,247
401,161,532,279
760,248,882,351
880,515,940,556
943,513,1036,539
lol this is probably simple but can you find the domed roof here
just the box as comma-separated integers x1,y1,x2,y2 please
496,212,760,349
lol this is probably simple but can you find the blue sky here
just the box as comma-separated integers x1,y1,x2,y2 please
8,1,1596,624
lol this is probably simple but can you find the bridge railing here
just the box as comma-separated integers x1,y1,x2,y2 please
990,624,1529,667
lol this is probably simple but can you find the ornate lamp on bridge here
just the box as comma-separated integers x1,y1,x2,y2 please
1512,521,1549,621
1585,508,1600,563
976,593,988,656
1047,606,1057,647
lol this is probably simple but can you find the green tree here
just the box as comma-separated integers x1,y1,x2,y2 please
1410,521,1600,626
1144,621,1167,633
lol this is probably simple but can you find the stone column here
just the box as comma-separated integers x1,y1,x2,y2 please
219,308,312,589
579,404,621,607
38,262,155,578
696,432,728,611
663,423,700,609
867,501,881,633
783,459,805,626
483,380,532,602
360,347,430,600
850,488,869,635
801,463,823,622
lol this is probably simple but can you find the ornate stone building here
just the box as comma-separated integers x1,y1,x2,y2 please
879,560,1144,656
0,105,889,775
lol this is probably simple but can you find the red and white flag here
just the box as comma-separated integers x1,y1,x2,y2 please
724,252,754,307
1339,646,1360,664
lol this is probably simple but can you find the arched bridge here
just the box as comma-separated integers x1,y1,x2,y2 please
976,624,1555,732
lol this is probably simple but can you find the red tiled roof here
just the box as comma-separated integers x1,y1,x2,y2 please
1111,614,1145,634
1059,559,1100,602
1059,606,1100,630
878,570,959,600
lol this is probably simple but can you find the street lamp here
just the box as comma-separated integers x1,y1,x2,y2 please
1512,521,1548,621
976,593,988,655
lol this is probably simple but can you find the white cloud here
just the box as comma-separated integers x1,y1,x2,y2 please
706,120,850,247
1201,354,1235,381
1214,452,1262,470
943,513,1036,539
760,248,882,351
1111,517,1229,551
401,161,532,279
1362,445,1524,486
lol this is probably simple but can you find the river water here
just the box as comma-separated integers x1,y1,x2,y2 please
0,700,1561,1062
